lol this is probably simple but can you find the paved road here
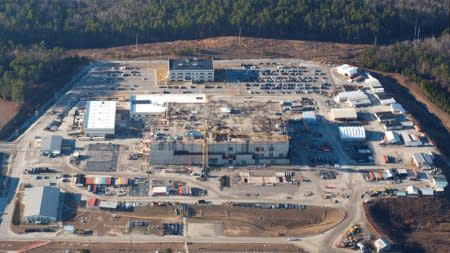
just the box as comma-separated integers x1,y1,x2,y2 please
0,60,369,253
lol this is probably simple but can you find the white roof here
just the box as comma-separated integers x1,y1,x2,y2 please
85,101,116,130
335,90,369,102
23,186,59,219
130,94,206,114
385,131,400,142
303,111,316,121
421,188,434,196
99,201,118,209
330,108,357,120
406,185,419,195
339,126,366,140
336,64,358,77
152,186,168,194
365,73,383,88
391,103,406,114
374,238,391,250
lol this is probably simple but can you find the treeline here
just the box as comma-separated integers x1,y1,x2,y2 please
362,32,450,113
0,0,448,48
0,40,86,102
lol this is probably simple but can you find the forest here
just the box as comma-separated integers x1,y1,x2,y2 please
0,0,448,48
0,40,86,102
363,31,450,113
0,0,448,114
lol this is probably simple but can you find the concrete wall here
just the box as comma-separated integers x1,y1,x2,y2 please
150,141,290,166
84,128,115,137
169,69,214,82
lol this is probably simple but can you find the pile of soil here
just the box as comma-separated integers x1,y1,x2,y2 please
365,198,450,253
68,36,367,63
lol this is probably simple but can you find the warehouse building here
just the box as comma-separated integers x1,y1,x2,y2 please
336,64,359,79
330,108,357,121
23,186,60,224
40,135,63,157
84,101,116,137
390,103,406,115
374,92,396,105
168,58,214,82
384,131,401,145
431,175,448,192
339,126,366,142
412,152,434,170
130,94,206,121
150,98,290,166
334,90,370,107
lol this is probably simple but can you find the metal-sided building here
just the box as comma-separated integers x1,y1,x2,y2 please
168,58,214,82
40,135,63,156
84,101,116,137
23,186,60,224
129,94,206,121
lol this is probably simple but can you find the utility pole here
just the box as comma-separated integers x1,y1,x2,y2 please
135,32,138,51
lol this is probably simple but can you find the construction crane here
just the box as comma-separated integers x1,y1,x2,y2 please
200,122,209,180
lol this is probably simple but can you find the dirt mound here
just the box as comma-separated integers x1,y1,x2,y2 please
0,99,20,130
68,36,367,63
365,198,450,253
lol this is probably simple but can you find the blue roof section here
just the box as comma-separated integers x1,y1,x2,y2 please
40,186,59,218
84,101,91,129
130,95,152,113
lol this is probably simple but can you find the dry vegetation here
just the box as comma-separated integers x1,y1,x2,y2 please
365,198,450,253
0,99,20,129
189,205,345,237
68,36,367,63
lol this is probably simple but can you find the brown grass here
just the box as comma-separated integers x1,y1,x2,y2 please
0,99,20,130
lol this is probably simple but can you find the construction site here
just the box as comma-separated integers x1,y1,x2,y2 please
0,58,448,253
148,95,290,166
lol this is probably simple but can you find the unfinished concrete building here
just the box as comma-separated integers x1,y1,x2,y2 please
149,96,290,166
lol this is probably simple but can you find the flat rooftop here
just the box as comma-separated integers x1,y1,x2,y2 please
169,58,213,71
152,96,288,144
85,101,116,130
131,94,206,113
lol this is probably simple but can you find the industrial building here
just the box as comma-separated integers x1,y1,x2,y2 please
365,74,384,93
84,101,116,137
338,126,366,142
330,108,357,121
431,175,448,192
383,131,401,145
334,90,370,107
374,92,396,105
168,58,214,82
390,103,406,115
130,94,206,121
336,64,359,79
411,152,434,170
40,135,63,156
23,186,60,224
149,97,290,166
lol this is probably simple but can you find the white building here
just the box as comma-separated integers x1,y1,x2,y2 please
334,90,370,107
374,237,392,252
169,58,214,82
130,94,206,121
390,103,406,115
339,126,366,142
365,74,384,93
411,152,434,169
336,64,359,78
84,101,116,137
330,108,357,121
401,132,422,147
23,186,60,224
384,131,401,144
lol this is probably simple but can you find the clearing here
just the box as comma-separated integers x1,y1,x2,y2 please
0,99,20,130
365,197,450,253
